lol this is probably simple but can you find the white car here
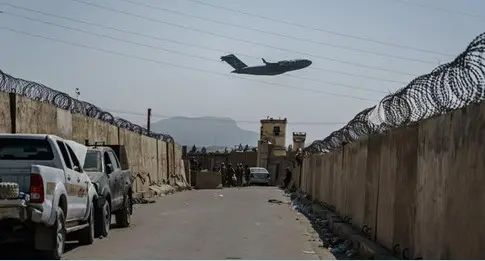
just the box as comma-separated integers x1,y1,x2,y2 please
0,134,97,259
248,167,271,186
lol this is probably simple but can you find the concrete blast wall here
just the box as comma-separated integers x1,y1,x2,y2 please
0,93,185,194
297,101,485,259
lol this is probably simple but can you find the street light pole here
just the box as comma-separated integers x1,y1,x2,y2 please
147,108,152,132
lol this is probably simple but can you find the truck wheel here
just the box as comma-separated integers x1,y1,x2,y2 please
115,195,132,228
40,207,66,260
95,200,110,237
78,204,95,245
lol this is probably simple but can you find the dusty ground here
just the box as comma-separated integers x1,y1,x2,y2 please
2,186,335,260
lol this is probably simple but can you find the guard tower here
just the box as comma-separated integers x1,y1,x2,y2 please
292,132,306,151
257,117,288,183
260,117,287,147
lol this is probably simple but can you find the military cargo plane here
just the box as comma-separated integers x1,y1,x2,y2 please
221,54,312,76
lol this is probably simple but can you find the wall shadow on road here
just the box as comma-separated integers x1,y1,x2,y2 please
0,241,82,260
0,242,38,260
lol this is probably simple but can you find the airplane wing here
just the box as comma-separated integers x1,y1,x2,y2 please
221,54,247,70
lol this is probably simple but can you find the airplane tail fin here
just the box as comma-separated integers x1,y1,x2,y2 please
221,54,247,70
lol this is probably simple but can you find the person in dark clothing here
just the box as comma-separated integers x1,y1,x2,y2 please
284,167,293,189
220,163,227,186
189,158,198,171
244,165,250,186
236,163,243,187
227,163,235,187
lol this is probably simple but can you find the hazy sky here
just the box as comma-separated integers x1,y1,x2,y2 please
0,0,484,145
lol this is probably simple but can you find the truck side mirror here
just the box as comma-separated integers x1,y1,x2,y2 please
106,164,113,175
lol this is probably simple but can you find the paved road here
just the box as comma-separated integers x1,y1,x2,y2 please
4,187,335,260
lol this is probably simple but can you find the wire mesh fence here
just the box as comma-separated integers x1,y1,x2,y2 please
305,32,485,153
0,70,174,143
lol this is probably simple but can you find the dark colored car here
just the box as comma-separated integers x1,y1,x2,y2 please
83,144,133,237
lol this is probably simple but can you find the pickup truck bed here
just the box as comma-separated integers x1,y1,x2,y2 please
0,167,32,195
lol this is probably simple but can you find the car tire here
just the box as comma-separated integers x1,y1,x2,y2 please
78,204,95,245
39,207,66,260
115,195,132,228
95,200,110,237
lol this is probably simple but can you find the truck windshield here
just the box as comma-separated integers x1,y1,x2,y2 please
0,138,54,160
84,150,102,172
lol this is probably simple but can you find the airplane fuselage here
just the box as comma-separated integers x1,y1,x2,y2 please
232,65,286,75
231,59,312,76
221,53,312,76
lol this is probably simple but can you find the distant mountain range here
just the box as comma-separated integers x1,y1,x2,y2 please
150,116,259,147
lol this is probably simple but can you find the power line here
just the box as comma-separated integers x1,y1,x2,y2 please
0,26,379,102
0,2,408,86
66,0,417,77
0,9,391,94
114,0,434,65
1,11,387,95
391,0,485,20
105,108,349,126
286,74,387,94
183,0,455,57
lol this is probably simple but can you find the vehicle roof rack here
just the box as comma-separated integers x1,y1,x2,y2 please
84,140,106,147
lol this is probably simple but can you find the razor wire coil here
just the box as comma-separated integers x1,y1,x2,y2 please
305,32,485,153
0,70,174,143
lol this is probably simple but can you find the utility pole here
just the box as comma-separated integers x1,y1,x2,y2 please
147,108,152,132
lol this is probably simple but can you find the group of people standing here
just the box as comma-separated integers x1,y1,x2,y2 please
216,162,250,187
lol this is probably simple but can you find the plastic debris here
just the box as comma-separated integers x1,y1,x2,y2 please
301,250,315,254
268,199,284,204
19,191,30,201
289,191,362,259
346,249,358,258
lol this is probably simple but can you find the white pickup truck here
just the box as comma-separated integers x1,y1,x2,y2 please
0,134,97,259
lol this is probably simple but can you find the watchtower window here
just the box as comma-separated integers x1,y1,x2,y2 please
273,126,280,136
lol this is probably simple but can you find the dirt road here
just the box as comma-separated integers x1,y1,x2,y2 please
4,187,335,259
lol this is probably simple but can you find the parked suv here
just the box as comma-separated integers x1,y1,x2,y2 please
83,142,133,237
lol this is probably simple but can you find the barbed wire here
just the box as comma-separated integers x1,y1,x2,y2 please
0,70,174,143
305,32,485,153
